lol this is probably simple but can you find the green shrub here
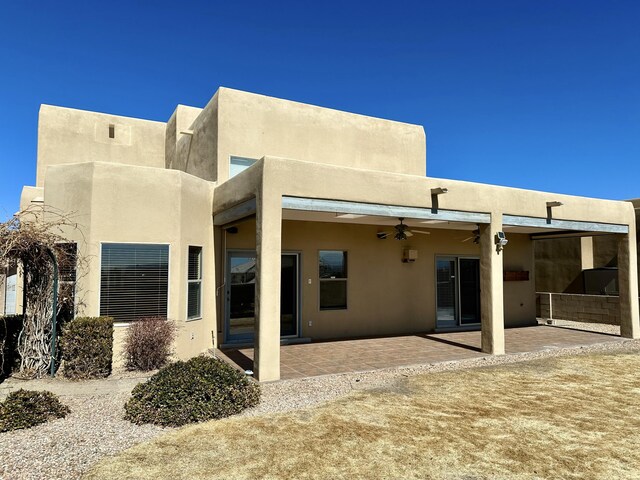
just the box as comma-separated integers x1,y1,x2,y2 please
60,316,114,379
0,389,70,432
124,356,260,427
124,317,176,371
0,315,24,379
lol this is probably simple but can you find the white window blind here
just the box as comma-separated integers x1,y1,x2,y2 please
187,246,202,319
100,243,169,321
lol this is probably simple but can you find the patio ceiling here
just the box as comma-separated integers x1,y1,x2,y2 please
282,210,618,236
214,196,628,237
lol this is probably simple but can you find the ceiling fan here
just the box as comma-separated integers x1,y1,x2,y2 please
377,218,432,240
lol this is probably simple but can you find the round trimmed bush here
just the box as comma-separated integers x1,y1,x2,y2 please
0,389,70,432
124,356,260,427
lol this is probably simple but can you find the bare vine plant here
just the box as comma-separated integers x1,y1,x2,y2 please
0,205,86,378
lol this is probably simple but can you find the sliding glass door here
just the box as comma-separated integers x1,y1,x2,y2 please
225,251,300,343
436,256,480,329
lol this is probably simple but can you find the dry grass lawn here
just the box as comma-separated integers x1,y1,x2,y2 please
86,352,640,479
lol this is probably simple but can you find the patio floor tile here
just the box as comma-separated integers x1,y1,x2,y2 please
218,325,624,380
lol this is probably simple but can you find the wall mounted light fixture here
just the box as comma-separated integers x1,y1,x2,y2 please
495,231,508,252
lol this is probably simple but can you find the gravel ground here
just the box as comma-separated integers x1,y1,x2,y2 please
540,318,620,335
0,322,638,480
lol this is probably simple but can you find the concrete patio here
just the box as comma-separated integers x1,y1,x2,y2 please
217,325,625,380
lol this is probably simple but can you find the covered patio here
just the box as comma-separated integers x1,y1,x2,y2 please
212,157,639,381
217,324,625,380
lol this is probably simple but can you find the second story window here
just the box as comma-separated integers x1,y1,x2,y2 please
230,156,257,178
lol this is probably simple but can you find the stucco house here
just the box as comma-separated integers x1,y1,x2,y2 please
11,87,640,381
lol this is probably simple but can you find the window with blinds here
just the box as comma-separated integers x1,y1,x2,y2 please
100,243,169,322
187,246,202,319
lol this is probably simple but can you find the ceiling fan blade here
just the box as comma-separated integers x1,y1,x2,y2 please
410,230,431,235
405,231,414,237
462,229,481,243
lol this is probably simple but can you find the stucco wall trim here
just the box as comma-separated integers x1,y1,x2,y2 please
281,196,491,224
503,215,628,234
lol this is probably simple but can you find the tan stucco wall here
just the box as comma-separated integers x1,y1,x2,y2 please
43,162,217,360
593,235,619,267
224,218,536,340
215,88,426,181
214,157,637,228
19,186,44,211
535,238,583,293
535,233,628,294
174,93,219,180
36,105,166,187
165,104,203,170
176,88,426,183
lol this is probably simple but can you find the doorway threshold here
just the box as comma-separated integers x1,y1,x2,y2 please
220,337,311,350
434,325,481,333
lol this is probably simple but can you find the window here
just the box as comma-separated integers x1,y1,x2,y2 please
57,243,77,283
230,156,257,178
187,246,202,319
319,250,347,310
100,243,169,322
108,124,115,139
57,243,77,322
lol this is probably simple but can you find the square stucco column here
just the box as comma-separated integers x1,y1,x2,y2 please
254,190,282,381
617,232,640,339
479,213,505,355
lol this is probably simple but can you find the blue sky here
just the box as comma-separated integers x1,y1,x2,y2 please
0,1,638,218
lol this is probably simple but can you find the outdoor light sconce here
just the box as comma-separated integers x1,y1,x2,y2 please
431,187,448,195
495,231,508,252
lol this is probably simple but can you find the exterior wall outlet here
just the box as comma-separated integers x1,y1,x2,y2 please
308,320,313,327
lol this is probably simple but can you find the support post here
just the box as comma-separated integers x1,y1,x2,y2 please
254,190,282,381
617,232,640,339
479,213,505,355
